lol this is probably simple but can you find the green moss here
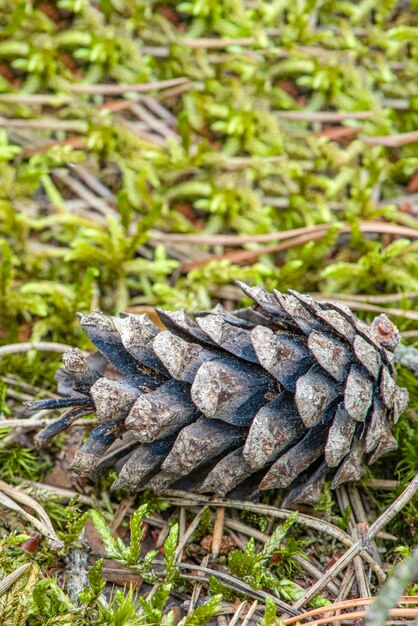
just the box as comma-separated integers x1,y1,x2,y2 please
1,0,418,617
0,1,418,343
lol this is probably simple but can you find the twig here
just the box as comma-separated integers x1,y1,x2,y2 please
179,231,329,271
362,130,418,147
179,507,186,554
335,567,355,606
336,487,369,600
365,549,418,626
400,330,418,339
164,493,369,549
129,102,179,141
187,554,209,615
70,164,117,203
365,479,399,491
5,388,35,402
1,376,44,395
177,563,299,615
293,607,418,625
241,600,259,626
276,111,373,122
218,155,285,170
150,220,418,246
0,341,74,357
155,519,171,549
212,507,225,559
0,117,86,132
380,192,418,207
110,495,135,534
228,601,247,626
65,534,90,602
310,291,418,304
0,94,72,105
141,96,177,125
22,137,86,157
0,417,97,429
394,343,418,375
69,77,189,95
224,517,339,596
313,126,363,141
283,596,418,625
52,170,115,217
292,475,418,609
183,37,254,49
156,82,193,100
347,486,380,566
175,506,208,562
318,300,418,322
164,494,385,581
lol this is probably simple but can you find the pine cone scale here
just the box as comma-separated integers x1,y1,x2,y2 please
27,284,408,505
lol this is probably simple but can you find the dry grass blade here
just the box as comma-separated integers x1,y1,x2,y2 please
0,563,31,596
0,480,59,535
21,480,94,506
0,480,64,550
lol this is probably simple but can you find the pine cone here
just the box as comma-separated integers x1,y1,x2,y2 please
29,284,409,506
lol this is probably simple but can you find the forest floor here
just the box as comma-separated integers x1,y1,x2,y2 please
1,1,418,624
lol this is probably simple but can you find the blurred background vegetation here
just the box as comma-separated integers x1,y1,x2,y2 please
1,0,418,348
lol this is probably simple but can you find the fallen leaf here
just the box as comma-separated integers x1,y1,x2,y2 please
20,533,41,554
200,534,236,554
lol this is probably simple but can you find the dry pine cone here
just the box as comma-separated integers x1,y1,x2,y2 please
29,284,409,507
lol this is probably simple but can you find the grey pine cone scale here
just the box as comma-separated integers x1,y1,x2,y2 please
29,284,409,507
